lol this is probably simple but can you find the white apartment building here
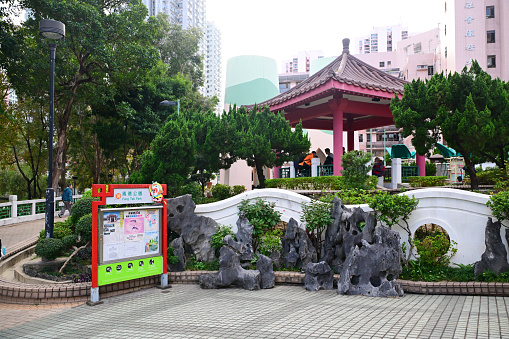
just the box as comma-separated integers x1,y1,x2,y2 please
441,0,509,81
142,0,222,108
356,25,409,54
205,22,222,112
282,50,325,74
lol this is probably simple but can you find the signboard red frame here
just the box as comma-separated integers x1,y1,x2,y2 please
91,184,167,289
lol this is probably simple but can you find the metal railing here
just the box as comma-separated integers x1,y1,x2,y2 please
317,165,333,177
0,194,82,226
279,167,291,179
402,166,419,181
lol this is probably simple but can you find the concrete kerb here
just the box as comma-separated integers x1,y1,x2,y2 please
1,239,509,304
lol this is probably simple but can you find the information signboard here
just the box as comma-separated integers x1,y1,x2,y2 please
91,184,167,296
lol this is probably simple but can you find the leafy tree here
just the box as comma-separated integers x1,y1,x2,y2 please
391,61,508,189
155,13,204,91
223,105,310,188
0,98,48,199
0,0,160,190
129,113,196,197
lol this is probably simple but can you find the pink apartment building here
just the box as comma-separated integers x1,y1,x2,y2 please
441,0,508,80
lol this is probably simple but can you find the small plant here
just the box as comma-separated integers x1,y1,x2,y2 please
238,198,281,253
341,150,373,189
211,225,235,256
185,255,219,271
369,193,419,265
414,233,457,267
301,197,333,257
487,190,509,223
258,229,283,257
167,246,179,265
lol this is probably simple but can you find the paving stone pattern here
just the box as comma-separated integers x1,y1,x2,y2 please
1,284,508,338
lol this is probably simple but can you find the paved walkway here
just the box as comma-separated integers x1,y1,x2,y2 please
0,284,508,338
0,215,69,251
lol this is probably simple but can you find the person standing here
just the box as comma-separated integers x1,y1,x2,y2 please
59,184,73,218
324,148,333,165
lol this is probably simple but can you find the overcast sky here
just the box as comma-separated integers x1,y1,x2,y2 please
207,0,444,87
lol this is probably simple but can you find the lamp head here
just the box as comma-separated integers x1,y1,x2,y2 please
39,19,65,41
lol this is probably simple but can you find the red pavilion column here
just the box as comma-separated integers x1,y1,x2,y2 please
347,117,355,151
331,98,349,176
416,154,426,176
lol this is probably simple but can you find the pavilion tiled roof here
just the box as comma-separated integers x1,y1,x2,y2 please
257,40,408,108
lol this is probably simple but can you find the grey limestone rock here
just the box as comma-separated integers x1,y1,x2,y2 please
337,226,404,297
235,212,254,261
256,254,275,289
168,237,186,272
199,246,261,290
282,218,317,269
322,197,377,273
304,261,334,291
474,217,509,276
166,195,217,261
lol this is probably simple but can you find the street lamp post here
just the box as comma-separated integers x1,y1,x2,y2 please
160,100,180,115
40,19,65,239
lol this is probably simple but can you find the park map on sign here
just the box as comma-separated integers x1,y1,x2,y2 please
102,209,160,263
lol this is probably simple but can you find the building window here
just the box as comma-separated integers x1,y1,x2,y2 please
414,43,421,54
486,6,495,18
428,66,434,75
487,55,496,68
359,134,363,143
487,30,495,43
366,133,371,143
379,61,385,68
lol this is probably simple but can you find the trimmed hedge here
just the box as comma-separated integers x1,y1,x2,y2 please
265,176,377,191
408,176,447,187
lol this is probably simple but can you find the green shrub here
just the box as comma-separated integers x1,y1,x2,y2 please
70,197,99,224
341,151,373,189
181,182,204,204
258,229,283,257
38,220,73,240
62,234,79,249
487,190,509,222
167,246,179,265
414,233,457,267
231,185,246,196
81,190,93,198
369,193,418,264
211,225,235,256
185,255,219,271
238,198,281,252
408,176,447,187
476,167,508,185
425,162,437,176
266,176,344,190
35,238,64,261
75,213,93,243
211,184,233,200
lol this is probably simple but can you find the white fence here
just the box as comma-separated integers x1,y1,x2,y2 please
195,188,506,266
0,194,82,227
